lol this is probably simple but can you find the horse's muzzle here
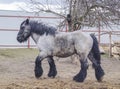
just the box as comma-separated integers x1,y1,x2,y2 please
17,36,23,43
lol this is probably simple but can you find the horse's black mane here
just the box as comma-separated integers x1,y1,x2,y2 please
29,20,57,36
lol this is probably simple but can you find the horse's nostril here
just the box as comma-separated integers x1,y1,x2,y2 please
17,36,21,42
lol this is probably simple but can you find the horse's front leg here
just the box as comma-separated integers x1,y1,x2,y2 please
34,56,43,78
34,51,48,78
47,56,57,78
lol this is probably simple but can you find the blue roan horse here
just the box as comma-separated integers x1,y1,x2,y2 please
17,19,105,82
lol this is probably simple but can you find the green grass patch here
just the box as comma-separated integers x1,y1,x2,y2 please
0,48,39,59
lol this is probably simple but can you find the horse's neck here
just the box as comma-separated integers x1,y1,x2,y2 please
31,33,40,44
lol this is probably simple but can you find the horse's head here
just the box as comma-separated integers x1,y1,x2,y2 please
17,19,31,43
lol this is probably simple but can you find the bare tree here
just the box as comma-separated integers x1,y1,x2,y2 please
26,0,120,31
67,0,120,31
27,0,67,17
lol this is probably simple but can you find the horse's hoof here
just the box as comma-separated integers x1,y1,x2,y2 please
97,76,104,82
34,67,43,78
95,68,105,82
73,75,84,82
35,73,43,78
48,74,55,78
35,71,43,78
48,70,57,78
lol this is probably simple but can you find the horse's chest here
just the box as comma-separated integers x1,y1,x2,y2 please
54,37,75,57
37,35,54,50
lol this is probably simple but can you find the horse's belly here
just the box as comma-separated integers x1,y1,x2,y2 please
54,34,75,57
54,47,75,58
56,52,74,57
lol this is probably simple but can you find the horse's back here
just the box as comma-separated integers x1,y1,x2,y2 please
56,30,93,49
73,30,93,42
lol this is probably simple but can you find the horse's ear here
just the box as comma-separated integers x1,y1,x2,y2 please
26,18,29,24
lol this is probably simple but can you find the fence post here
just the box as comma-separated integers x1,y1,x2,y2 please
109,32,112,57
28,38,30,48
66,20,68,32
98,18,101,44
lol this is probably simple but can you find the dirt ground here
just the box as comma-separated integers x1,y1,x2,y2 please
0,48,120,89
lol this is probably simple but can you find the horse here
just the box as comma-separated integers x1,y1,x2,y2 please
17,18,105,82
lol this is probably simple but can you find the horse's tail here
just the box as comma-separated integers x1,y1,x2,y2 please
90,34,105,82
90,34,101,64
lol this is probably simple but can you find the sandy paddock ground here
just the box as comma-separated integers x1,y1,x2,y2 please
0,48,120,89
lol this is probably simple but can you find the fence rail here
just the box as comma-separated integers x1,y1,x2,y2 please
0,14,120,48
0,15,63,19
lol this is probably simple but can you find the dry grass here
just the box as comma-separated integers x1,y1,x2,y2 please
0,48,120,89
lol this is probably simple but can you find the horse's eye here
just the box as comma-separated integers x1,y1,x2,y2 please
21,27,25,29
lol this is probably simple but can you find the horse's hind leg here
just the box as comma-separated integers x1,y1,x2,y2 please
73,54,89,82
47,56,57,78
88,52,105,82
